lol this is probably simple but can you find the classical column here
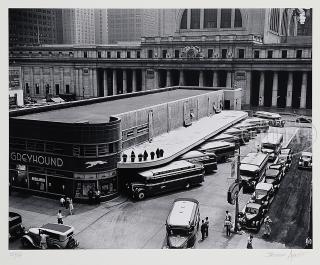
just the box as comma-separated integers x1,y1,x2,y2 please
141,69,146,91
30,67,34,97
75,69,79,97
286,72,293,107
79,69,83,98
94,69,98,97
300,72,308,109
132,69,137,92
245,71,252,105
166,70,171,87
122,70,127,94
40,67,44,96
103,70,108,96
259,71,265,106
212,71,218,87
199,70,204,87
154,69,159,90
271,72,279,107
200,9,204,29
70,68,75,94
179,70,184,86
112,69,117,95
60,68,64,94
226,72,232,87
187,9,191,29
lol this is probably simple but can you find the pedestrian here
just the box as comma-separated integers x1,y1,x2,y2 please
60,197,65,207
225,218,232,236
143,150,148,161
263,216,272,237
150,151,155,160
159,149,164,157
95,189,101,204
69,199,74,215
156,148,160,158
131,151,136,162
39,230,48,250
205,217,209,238
247,234,253,249
57,210,64,224
88,189,94,204
200,220,206,241
225,211,232,222
305,237,312,249
65,197,70,209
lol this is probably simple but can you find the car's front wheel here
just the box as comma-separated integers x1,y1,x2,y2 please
136,190,146,200
21,237,33,249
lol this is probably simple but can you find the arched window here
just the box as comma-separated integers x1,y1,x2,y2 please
204,9,218,28
180,9,187,29
190,9,200,29
234,9,242,27
220,9,232,28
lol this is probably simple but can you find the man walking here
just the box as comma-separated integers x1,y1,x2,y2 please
69,199,74,215
200,220,206,241
57,210,64,224
204,217,209,238
247,234,253,249
225,218,232,236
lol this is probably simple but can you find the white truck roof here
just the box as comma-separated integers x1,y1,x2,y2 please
167,200,197,227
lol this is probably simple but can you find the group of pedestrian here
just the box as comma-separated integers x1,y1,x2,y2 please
125,148,165,162
200,217,209,241
88,188,101,204
59,196,74,215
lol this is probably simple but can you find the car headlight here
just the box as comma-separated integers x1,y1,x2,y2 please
299,162,302,165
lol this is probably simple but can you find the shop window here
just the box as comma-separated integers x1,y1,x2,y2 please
136,51,141,58
267,50,273,59
296,50,302,58
98,175,117,196
35,84,40,94
282,50,287,58
238,49,245,58
222,49,227,59
208,49,213,58
254,50,260,58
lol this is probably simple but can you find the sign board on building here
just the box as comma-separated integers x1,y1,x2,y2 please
9,67,21,90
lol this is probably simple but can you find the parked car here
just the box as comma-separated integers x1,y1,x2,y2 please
9,212,25,239
250,182,275,209
275,148,293,173
264,167,283,190
21,223,79,249
238,202,267,231
268,163,286,178
296,116,312,124
298,152,312,169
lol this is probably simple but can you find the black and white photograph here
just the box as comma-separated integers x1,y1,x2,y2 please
4,0,318,263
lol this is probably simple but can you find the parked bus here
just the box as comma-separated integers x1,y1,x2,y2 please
244,117,270,133
126,161,205,200
178,150,217,174
207,133,240,146
165,198,200,249
224,127,250,144
253,111,285,127
197,141,236,163
260,133,283,161
240,152,269,192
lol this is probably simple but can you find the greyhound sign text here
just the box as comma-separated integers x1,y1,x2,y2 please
10,152,64,168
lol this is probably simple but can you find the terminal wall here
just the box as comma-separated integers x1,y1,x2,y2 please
117,89,225,150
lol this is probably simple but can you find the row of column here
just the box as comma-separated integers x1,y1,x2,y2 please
258,71,308,108
165,69,233,87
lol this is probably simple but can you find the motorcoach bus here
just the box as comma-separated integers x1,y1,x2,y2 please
207,133,240,146
178,150,217,174
253,111,285,127
165,198,200,249
240,152,269,192
260,133,283,161
126,161,205,200
197,141,236,163
224,127,250,144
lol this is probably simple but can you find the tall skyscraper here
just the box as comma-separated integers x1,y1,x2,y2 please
9,9,58,46
62,9,95,44
94,9,108,44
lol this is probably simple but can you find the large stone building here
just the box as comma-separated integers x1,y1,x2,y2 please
9,8,312,109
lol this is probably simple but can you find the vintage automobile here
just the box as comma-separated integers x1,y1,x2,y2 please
298,152,312,170
295,116,312,124
269,163,286,178
21,223,79,249
276,148,293,172
9,212,25,239
264,167,283,190
250,182,275,209
238,202,267,231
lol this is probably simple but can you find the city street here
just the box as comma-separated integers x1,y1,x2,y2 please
9,122,312,249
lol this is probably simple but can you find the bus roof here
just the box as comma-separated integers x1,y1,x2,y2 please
262,133,283,145
255,111,281,119
239,164,259,172
241,152,269,166
167,200,197,227
138,160,196,178
179,150,208,159
199,140,234,150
